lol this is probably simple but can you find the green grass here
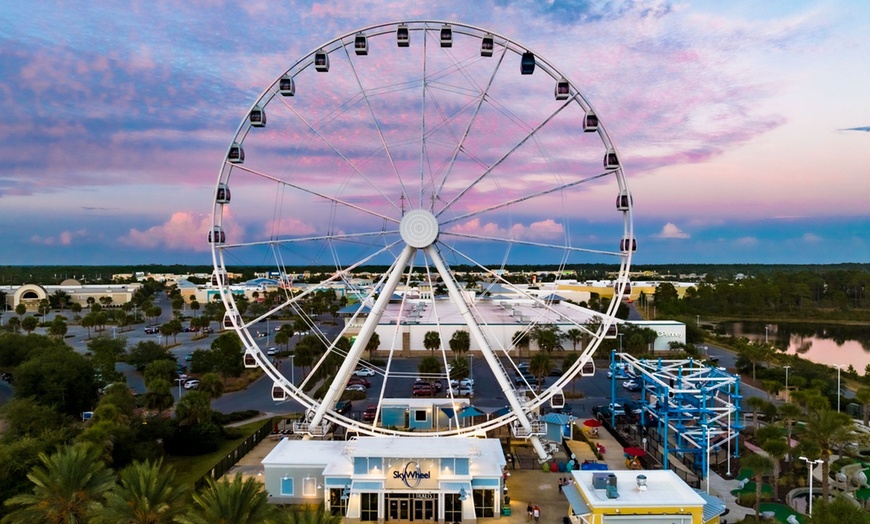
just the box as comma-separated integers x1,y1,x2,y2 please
164,419,272,486
737,467,754,481
758,502,807,524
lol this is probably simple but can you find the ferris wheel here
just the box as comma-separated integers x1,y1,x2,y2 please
210,21,633,459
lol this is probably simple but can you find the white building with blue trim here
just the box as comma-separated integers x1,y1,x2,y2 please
262,436,506,523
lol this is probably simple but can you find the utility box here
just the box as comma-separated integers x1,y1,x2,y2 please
592,472,610,489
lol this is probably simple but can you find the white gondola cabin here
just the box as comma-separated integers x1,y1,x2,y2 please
581,360,596,376
604,324,618,339
555,78,570,100
520,52,535,75
272,383,287,401
604,148,619,170
211,267,228,286
583,111,598,132
216,183,231,204
223,311,241,329
314,49,329,72
481,33,494,56
208,227,225,244
228,142,244,164
550,390,565,409
440,24,452,47
616,190,631,211
354,33,368,55
249,105,266,127
279,75,295,96
243,351,258,369
614,279,632,296
396,24,410,47
620,237,637,253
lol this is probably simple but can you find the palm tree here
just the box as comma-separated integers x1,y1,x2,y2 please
757,428,789,501
423,331,440,353
143,378,175,413
174,391,213,427
745,396,768,429
777,402,802,461
741,453,773,518
449,330,470,355
199,372,225,400
177,475,284,524
512,330,530,358
3,443,115,524
855,387,870,427
564,328,583,352
529,352,552,392
365,332,380,360
802,408,853,499
93,458,189,524
418,356,442,379
287,503,341,524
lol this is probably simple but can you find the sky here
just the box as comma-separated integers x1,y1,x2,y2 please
1,0,869,267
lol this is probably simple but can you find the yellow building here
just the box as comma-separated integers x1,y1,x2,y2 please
563,470,725,524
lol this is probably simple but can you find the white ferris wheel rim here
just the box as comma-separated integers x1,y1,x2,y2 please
210,20,634,438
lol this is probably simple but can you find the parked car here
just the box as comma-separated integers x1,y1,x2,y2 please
335,400,352,416
353,367,375,377
448,378,474,388
412,385,436,397
450,385,474,397
267,347,279,356
183,379,200,390
348,377,371,388
345,384,366,392
144,327,159,334
623,380,641,391
362,405,378,422
256,332,267,338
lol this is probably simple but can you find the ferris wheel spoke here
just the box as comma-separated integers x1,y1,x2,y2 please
439,231,623,259
435,99,574,218
309,245,416,428
230,164,399,224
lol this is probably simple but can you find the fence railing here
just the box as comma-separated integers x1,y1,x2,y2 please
194,419,274,490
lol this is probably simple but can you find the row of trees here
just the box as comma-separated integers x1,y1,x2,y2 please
653,268,870,319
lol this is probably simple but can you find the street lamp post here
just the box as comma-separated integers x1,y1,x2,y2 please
726,403,733,477
764,325,769,344
783,365,791,402
618,333,624,353
701,424,711,493
835,364,844,412
799,456,823,516
289,354,295,386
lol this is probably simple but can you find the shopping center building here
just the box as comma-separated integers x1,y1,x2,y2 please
262,436,506,523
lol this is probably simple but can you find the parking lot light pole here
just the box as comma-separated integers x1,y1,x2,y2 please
834,364,844,412
800,456,823,516
783,365,791,402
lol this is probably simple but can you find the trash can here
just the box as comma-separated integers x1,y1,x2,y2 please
502,505,511,516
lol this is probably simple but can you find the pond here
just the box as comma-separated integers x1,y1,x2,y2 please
719,321,870,374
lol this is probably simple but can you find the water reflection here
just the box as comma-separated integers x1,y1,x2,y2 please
720,321,870,372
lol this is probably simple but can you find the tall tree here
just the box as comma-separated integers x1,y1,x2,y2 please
93,458,190,524
741,453,773,518
365,332,380,360
855,387,870,427
512,330,530,358
802,408,853,499
176,475,284,524
3,444,115,524
564,328,583,352
198,372,224,400
423,331,440,353
211,333,243,382
529,352,553,392
449,330,470,355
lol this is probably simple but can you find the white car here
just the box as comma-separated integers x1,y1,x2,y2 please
450,386,474,397
345,384,367,392
449,378,475,388
266,347,279,356
183,379,200,390
353,368,375,377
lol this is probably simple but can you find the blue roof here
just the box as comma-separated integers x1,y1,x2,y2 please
337,304,371,315
540,412,574,424
697,490,727,521
244,277,278,286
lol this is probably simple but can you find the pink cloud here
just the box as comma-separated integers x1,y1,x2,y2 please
653,222,690,239
118,211,244,251
446,217,564,241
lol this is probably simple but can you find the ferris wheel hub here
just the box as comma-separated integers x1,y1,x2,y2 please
400,209,439,248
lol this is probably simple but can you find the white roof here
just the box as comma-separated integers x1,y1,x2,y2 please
262,439,345,467
571,469,705,509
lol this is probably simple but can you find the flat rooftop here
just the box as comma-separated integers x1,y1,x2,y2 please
571,469,706,509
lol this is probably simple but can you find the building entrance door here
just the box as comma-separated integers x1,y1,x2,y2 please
389,498,410,520
413,498,436,521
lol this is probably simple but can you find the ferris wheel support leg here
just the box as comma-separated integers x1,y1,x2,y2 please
308,245,416,429
426,246,550,462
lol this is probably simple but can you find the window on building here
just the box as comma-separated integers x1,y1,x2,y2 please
280,476,294,496
473,489,495,518
414,409,428,422
360,492,379,521
303,477,317,497
444,493,462,523
329,488,348,516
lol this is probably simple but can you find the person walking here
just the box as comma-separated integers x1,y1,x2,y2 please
533,505,540,522
527,503,533,521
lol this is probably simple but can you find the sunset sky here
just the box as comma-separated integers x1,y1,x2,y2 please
2,1,868,267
